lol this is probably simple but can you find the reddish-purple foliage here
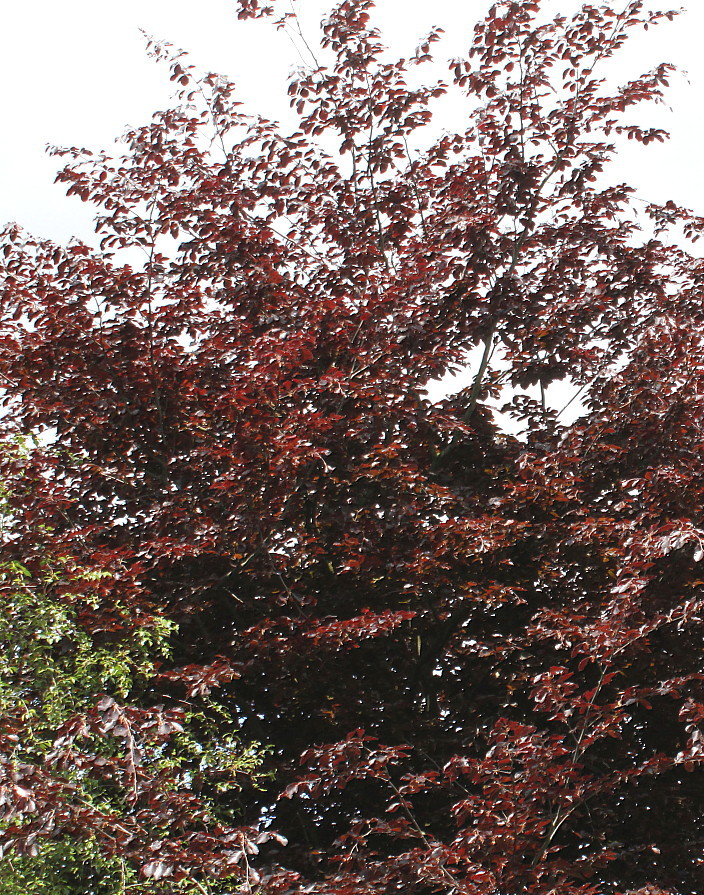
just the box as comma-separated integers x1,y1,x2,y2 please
1,1,703,893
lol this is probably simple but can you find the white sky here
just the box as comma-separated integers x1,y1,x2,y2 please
2,0,703,246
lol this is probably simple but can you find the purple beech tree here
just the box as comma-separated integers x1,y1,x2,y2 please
1,1,703,893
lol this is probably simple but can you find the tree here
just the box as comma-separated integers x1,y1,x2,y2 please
1,0,703,892
0,437,271,893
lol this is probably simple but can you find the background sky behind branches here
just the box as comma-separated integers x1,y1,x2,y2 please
2,0,703,246
1,0,701,416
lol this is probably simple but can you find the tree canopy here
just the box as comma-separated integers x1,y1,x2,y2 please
1,2,703,893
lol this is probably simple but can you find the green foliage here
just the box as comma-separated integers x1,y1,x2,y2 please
0,842,138,895
0,444,266,894
0,557,167,726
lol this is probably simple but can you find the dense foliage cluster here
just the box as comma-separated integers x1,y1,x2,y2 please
1,1,703,893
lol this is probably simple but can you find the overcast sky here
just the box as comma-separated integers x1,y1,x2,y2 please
1,0,702,245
